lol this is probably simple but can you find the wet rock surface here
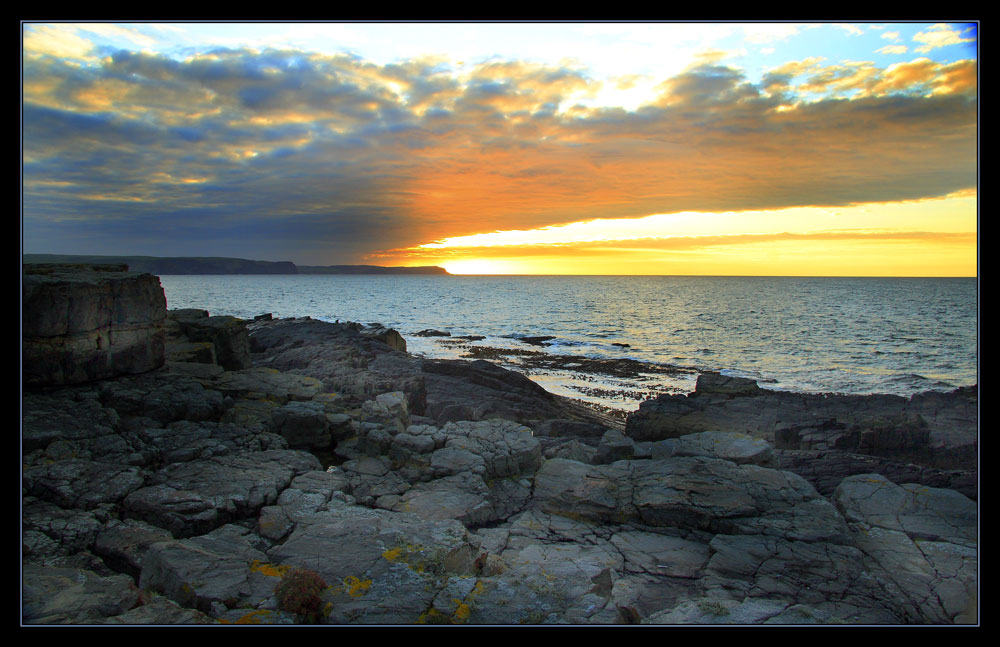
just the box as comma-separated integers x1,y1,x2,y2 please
21,272,977,625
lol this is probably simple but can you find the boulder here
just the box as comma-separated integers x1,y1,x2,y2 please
169,312,251,370
23,264,166,386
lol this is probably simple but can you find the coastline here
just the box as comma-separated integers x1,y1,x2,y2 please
21,266,978,625
156,273,979,409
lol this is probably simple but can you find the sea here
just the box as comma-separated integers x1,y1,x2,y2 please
159,275,979,414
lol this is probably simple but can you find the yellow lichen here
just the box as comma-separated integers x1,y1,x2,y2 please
381,543,429,573
342,575,373,598
417,608,451,625
235,610,272,625
250,559,292,578
453,599,472,623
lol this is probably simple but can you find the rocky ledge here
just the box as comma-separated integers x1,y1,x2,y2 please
21,267,978,625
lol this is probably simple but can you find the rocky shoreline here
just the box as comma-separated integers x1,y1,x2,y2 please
22,265,978,625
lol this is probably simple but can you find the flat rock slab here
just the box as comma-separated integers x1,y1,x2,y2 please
265,504,479,624
22,389,120,453
122,450,321,537
211,367,325,403
657,430,776,467
533,456,847,541
139,524,271,614
96,372,225,425
23,498,104,561
22,564,140,624
23,459,147,510
140,420,289,465
101,595,214,625
833,474,978,624
94,519,175,581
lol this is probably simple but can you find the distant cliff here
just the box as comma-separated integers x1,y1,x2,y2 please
297,264,449,275
23,255,449,276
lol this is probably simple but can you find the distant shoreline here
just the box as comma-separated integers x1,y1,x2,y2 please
21,254,449,276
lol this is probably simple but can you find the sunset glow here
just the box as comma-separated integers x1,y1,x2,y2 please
21,22,977,276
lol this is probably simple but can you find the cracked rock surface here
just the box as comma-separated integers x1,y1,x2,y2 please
22,312,977,625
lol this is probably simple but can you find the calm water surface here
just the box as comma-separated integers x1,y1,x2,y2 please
159,275,978,412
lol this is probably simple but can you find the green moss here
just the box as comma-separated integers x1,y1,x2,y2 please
697,599,731,617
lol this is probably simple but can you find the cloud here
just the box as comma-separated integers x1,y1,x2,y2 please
913,23,977,53
23,24,98,60
22,46,978,265
373,230,978,263
832,24,864,37
876,45,909,55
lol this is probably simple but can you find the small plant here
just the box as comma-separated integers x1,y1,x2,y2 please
274,568,328,623
697,598,732,617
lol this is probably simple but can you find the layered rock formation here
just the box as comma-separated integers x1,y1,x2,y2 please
23,264,167,386
21,267,978,625
626,371,977,470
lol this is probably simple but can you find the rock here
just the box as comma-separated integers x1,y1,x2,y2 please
140,419,288,465
414,329,451,337
21,294,978,626
23,498,104,562
594,429,635,464
626,374,976,470
139,524,269,614
165,341,217,365
101,594,214,624
22,564,140,624
23,264,166,386
663,430,776,467
96,372,225,425
122,450,321,537
360,391,410,434
533,456,848,541
211,367,325,403
518,336,556,346
247,317,611,428
22,387,124,456
94,519,175,581
266,505,479,624
23,459,147,510
271,400,332,450
420,359,562,424
359,323,407,352
694,371,762,396
532,418,609,438
833,474,978,624
169,312,251,370
775,449,977,500
645,597,825,625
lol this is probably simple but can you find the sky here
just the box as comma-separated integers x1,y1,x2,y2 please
21,21,978,275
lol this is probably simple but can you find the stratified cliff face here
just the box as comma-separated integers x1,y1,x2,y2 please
23,264,167,385
23,255,450,275
23,255,299,275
